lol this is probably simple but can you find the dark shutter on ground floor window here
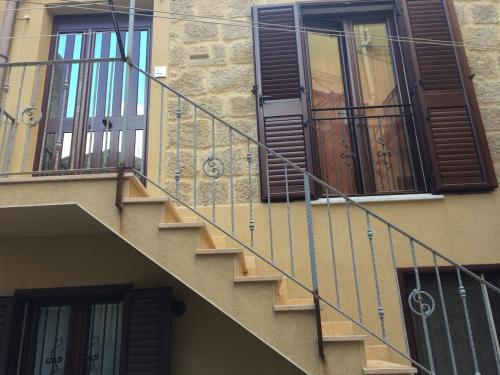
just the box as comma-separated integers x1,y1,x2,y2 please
252,4,314,200
0,298,14,375
400,0,497,192
120,288,172,375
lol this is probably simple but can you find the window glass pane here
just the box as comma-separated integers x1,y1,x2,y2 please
66,34,83,118
101,131,111,168
42,133,56,170
60,132,72,170
86,302,123,375
48,35,68,120
137,31,148,116
33,305,71,375
353,23,397,107
105,34,118,117
308,33,346,110
84,131,95,167
307,32,356,194
89,33,103,117
353,23,414,193
56,34,67,60
134,129,144,171
120,32,129,116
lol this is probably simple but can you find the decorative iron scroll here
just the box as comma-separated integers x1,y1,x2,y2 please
203,156,224,179
21,106,42,126
45,336,64,374
408,288,435,317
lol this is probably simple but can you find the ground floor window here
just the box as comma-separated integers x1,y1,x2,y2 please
0,286,172,375
402,270,500,374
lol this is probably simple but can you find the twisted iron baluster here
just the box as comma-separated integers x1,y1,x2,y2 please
158,86,164,185
247,139,254,248
229,127,234,235
433,254,457,375
456,268,481,375
2,66,25,173
21,65,41,172
409,239,435,374
387,226,410,355
193,107,197,209
284,162,295,277
366,213,385,338
346,200,363,323
175,96,181,198
0,66,11,169
265,149,274,262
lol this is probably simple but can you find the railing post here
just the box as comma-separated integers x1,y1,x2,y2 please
303,173,325,359
115,165,126,210
119,0,135,167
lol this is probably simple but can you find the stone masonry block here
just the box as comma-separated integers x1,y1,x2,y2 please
184,23,219,44
470,3,498,25
209,66,254,93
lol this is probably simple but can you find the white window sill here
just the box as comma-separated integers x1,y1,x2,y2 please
311,193,444,205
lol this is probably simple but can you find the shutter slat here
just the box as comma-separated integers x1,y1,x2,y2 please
254,4,314,200
121,289,171,375
0,298,14,375
403,0,497,191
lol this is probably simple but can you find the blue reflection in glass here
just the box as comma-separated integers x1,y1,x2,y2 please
120,32,128,116
137,31,148,116
66,34,83,118
88,32,103,117
105,33,118,116
57,34,67,59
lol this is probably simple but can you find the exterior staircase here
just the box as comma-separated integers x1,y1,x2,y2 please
0,172,416,375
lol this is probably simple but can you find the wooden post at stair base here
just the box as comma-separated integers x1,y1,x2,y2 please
116,165,125,210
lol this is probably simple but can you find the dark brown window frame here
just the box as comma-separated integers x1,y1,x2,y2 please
5,284,172,375
300,5,427,196
253,0,497,201
398,265,500,374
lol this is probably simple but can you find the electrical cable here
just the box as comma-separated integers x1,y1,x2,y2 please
0,0,497,50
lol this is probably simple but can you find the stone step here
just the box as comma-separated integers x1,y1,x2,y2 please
234,275,282,283
363,360,417,374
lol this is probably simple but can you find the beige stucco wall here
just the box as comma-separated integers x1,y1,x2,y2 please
1,1,500,367
0,233,305,375
2,0,500,195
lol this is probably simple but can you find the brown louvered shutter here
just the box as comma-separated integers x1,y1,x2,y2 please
252,4,314,200
0,298,14,375
120,288,172,375
400,0,497,192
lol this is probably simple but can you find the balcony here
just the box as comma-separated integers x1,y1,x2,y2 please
311,104,426,196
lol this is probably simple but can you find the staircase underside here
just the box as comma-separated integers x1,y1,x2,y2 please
0,173,416,375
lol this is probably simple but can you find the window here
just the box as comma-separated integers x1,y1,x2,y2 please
252,0,497,200
402,270,500,374
39,15,151,172
0,286,172,375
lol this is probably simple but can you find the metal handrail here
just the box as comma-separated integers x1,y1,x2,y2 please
131,62,500,295
0,57,498,374
132,168,432,375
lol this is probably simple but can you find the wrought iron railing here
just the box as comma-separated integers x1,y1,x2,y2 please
311,104,425,196
1,55,499,374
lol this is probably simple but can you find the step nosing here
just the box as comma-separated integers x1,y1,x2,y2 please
234,275,282,282
159,222,204,229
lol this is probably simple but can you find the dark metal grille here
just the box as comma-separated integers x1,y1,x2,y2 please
312,104,423,195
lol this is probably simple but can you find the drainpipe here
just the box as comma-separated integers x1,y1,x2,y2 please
0,0,20,102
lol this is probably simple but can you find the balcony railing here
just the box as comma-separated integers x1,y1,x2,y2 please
0,56,499,375
311,104,425,196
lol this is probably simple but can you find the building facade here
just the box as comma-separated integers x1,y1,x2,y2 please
0,0,500,374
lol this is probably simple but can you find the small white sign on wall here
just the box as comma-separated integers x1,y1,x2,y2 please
154,66,167,78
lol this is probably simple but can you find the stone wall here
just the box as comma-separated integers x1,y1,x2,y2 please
454,0,500,180
162,0,500,204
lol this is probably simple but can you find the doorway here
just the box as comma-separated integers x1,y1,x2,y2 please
303,14,422,195
38,15,151,172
